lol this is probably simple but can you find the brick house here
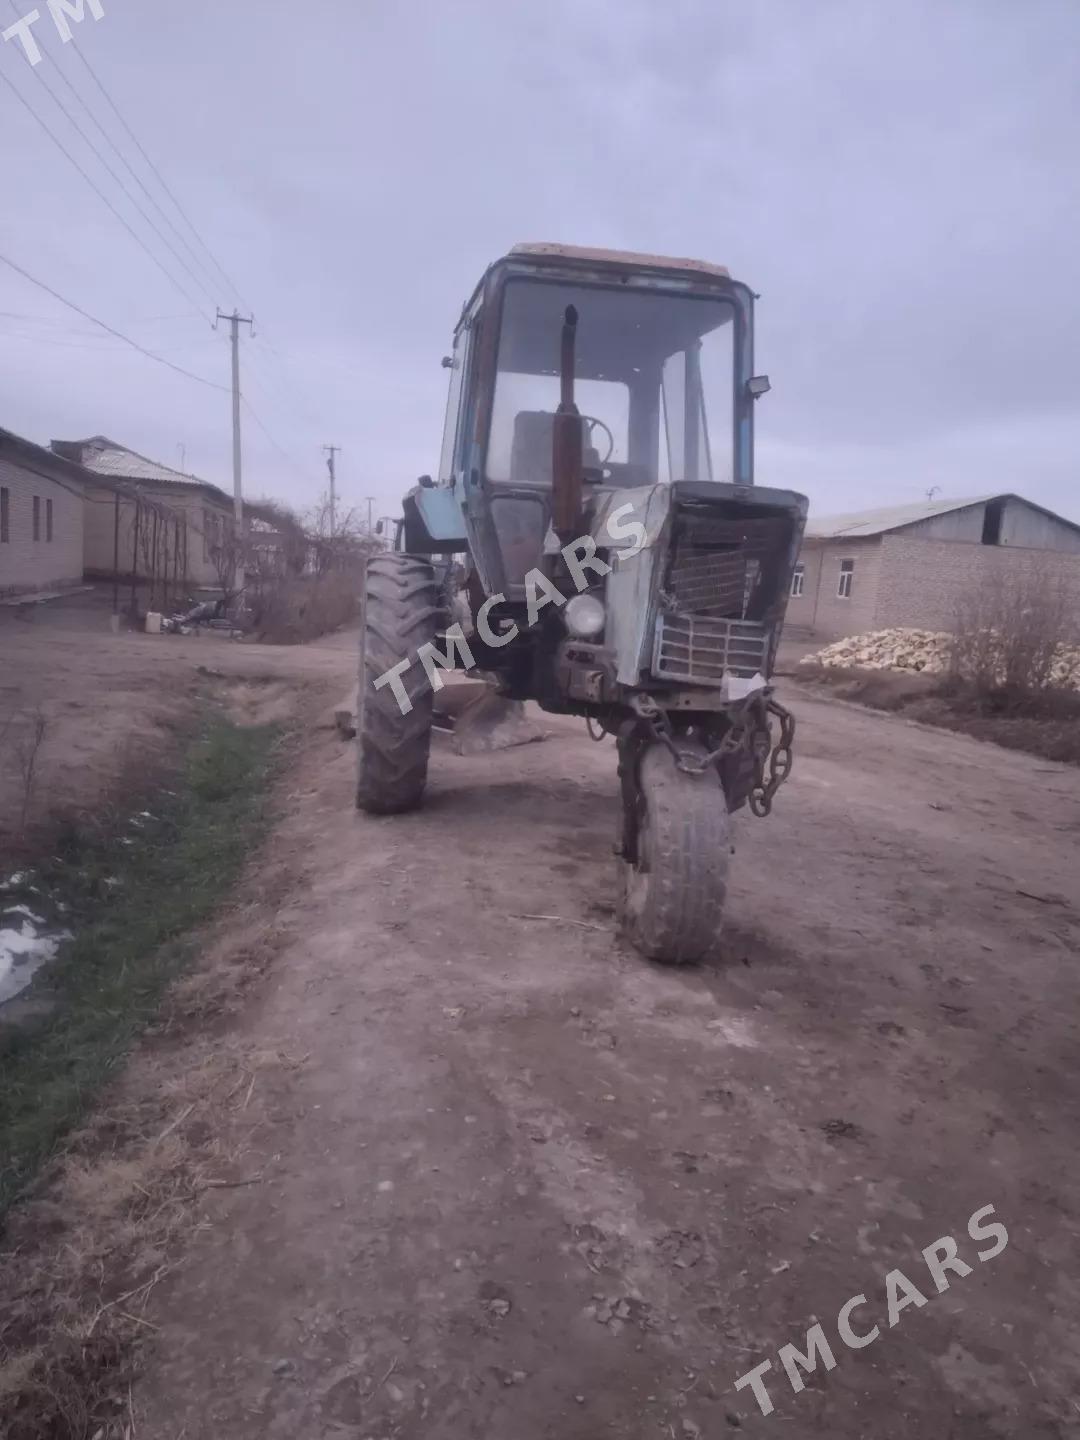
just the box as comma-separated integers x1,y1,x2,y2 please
0,426,87,597
50,436,235,591
787,493,1080,641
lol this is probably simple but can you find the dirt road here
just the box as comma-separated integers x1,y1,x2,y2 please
133,681,1080,1438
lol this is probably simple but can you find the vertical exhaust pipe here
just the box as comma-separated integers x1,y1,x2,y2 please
551,304,584,541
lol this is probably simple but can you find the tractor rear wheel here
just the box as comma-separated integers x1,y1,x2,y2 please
356,552,443,815
616,739,733,964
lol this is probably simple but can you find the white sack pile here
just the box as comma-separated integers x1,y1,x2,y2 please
800,627,1080,690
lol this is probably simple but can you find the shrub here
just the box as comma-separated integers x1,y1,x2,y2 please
246,565,364,644
948,569,1079,707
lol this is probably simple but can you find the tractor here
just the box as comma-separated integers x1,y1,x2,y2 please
356,243,807,963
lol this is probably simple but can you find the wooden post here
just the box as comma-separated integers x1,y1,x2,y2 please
130,498,141,616
112,490,120,614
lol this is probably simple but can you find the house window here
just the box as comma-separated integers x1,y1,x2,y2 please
0,487,8,543
46,497,54,542
837,558,855,598
791,563,805,598
33,495,41,541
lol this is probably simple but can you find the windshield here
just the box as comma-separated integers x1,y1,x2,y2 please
486,277,735,489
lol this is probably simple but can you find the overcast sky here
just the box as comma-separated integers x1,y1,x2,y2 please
1,0,1077,523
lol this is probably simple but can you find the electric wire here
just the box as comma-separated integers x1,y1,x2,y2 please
0,249,229,392
3,33,325,475
69,38,251,312
240,395,316,487
0,65,209,321
4,1,218,315
47,57,225,305
61,37,327,434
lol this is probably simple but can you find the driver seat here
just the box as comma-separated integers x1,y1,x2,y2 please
509,410,599,488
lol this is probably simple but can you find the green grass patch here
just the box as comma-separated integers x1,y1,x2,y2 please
0,710,282,1218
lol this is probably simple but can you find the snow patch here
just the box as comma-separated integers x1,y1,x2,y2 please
0,920,70,1004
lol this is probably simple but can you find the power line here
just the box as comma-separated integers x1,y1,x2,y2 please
3,5,218,314
46,42,227,305
59,33,327,439
1,329,218,353
0,65,210,321
69,38,251,312
0,249,229,392
241,395,315,485
244,342,324,434
4,28,327,468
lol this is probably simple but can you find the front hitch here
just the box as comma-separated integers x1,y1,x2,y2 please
618,691,796,833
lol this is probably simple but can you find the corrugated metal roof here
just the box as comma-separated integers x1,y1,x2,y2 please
52,436,230,501
805,495,996,539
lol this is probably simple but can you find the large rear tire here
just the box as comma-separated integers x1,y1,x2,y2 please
616,740,733,964
356,553,442,815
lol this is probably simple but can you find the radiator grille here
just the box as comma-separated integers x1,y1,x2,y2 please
652,613,771,685
666,513,790,620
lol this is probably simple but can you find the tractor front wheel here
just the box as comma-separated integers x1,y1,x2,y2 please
616,739,733,964
356,552,442,815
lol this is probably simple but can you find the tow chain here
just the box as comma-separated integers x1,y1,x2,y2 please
630,692,796,817
748,696,795,817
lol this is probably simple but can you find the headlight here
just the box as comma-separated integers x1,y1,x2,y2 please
564,593,606,639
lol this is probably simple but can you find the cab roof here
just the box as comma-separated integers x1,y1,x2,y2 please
509,242,730,281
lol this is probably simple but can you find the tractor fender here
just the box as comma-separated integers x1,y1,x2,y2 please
402,484,469,553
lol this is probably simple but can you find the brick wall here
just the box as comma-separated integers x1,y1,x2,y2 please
0,452,84,596
785,537,884,639
874,535,1080,636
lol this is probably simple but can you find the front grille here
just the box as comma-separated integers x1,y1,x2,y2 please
666,513,791,620
652,613,771,685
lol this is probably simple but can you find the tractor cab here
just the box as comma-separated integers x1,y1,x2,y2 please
409,243,770,594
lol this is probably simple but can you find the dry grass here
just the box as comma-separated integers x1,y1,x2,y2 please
799,661,1080,765
0,710,301,1439
0,702,196,879
0,1038,299,1439
247,566,363,645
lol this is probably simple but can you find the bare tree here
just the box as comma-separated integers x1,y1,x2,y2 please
207,523,247,608
247,497,309,577
305,489,381,576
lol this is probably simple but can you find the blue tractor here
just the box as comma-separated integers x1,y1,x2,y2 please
357,243,807,963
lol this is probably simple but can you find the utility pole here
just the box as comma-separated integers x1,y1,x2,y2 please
215,309,255,527
323,445,341,535
365,496,375,535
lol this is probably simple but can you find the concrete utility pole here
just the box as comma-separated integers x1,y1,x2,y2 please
216,309,254,527
365,496,375,535
323,445,341,535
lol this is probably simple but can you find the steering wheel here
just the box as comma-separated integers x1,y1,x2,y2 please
581,416,615,465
